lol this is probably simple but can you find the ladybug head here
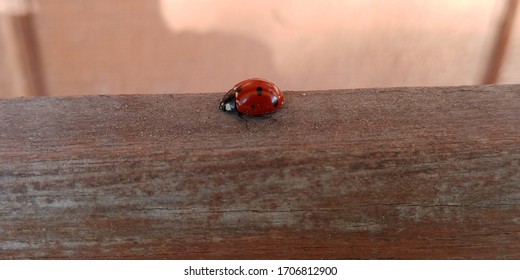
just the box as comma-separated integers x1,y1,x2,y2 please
219,100,236,112
219,89,237,112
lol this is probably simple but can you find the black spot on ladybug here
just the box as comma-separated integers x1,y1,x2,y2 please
272,96,279,107
251,105,255,110
256,86,262,96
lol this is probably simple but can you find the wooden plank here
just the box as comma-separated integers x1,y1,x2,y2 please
1,85,520,259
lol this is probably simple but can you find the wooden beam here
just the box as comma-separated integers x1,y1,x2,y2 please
1,85,519,259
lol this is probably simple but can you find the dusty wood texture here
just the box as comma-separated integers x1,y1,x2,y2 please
1,85,520,259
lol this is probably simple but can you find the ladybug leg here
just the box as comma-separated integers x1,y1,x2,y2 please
237,111,250,130
257,114,278,121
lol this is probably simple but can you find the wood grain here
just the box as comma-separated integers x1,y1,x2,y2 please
1,85,520,259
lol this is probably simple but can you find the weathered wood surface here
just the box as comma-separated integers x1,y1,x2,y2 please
1,85,519,259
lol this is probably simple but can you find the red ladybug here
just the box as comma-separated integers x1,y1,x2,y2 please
219,78,285,116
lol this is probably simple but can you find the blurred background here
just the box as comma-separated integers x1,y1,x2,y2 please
0,0,518,98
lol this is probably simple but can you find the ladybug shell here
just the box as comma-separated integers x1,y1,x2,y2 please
233,78,285,116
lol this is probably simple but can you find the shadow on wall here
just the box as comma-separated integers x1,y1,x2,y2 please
29,0,280,96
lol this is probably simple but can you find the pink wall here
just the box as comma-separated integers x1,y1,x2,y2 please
0,0,518,98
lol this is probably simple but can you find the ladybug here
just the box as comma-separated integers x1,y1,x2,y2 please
219,78,285,116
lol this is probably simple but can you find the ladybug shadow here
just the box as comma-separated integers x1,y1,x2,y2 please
238,114,281,132
222,98,290,131
219,112,280,131
240,114,279,130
